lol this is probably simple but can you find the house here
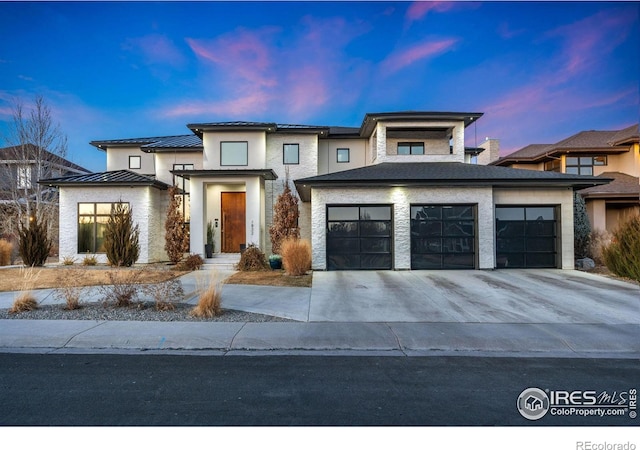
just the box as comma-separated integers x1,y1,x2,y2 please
491,125,639,232
0,143,91,246
40,111,609,270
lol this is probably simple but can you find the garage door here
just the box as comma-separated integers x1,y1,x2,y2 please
410,205,476,269
495,206,558,268
326,205,392,270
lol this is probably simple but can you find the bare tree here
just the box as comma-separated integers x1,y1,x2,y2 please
0,95,68,246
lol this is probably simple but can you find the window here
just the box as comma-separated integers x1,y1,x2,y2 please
17,166,31,188
544,160,561,172
129,155,141,170
565,155,607,175
337,148,350,163
77,202,128,253
397,142,425,155
283,143,299,165
173,164,193,246
221,141,248,166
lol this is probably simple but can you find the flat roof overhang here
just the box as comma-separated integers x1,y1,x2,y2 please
172,169,278,181
360,112,483,137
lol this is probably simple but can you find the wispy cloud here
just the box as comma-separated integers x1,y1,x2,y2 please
405,1,455,23
123,34,186,68
380,38,459,76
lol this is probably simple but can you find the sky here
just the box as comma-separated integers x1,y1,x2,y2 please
0,1,638,172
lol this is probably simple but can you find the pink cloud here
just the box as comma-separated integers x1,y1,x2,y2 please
380,38,459,76
163,90,273,119
405,2,455,22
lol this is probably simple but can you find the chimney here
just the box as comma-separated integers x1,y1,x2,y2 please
477,137,500,165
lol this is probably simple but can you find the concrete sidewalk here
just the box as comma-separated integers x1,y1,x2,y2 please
0,268,638,358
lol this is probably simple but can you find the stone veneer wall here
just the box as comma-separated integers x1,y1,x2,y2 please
59,185,167,264
310,186,495,270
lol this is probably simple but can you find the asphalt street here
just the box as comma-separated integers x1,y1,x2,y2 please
0,353,637,426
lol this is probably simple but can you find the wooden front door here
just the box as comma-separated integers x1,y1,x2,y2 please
221,192,246,253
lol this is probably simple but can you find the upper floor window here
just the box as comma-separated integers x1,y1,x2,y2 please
129,155,141,170
398,142,425,155
565,155,607,175
544,160,561,172
283,143,299,165
337,148,350,163
17,166,31,188
221,141,248,166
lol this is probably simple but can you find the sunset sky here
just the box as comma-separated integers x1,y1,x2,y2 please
1,1,638,172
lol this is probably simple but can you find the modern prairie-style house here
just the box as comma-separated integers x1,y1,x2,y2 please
41,111,611,270
491,124,639,233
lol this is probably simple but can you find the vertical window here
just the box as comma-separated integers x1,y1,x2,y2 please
337,148,350,163
129,155,141,169
17,166,31,188
397,142,425,155
78,202,128,253
544,160,561,172
221,142,248,166
283,143,299,165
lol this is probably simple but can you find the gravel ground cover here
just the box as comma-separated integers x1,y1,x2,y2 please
0,302,295,322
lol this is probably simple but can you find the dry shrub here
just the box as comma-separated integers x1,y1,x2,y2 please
588,229,612,266
9,267,40,313
99,267,146,307
191,271,223,318
83,254,98,266
9,292,38,313
235,245,269,271
280,238,311,276
603,216,640,282
142,278,184,311
54,270,87,310
62,255,76,266
0,239,13,266
177,253,204,271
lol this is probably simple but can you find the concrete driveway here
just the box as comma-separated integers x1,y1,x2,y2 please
309,269,640,323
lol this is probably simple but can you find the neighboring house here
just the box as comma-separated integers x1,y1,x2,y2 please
491,125,640,232
41,111,609,270
0,143,90,246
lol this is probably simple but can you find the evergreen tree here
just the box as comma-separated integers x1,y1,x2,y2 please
574,191,591,259
104,202,140,267
18,212,52,267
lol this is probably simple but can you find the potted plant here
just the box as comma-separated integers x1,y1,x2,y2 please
268,254,282,270
205,220,215,258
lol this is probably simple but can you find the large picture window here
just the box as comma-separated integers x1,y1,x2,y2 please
565,155,606,175
221,141,248,166
77,202,129,253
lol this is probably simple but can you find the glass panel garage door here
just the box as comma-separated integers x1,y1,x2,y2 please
496,206,557,268
411,205,476,269
327,205,392,270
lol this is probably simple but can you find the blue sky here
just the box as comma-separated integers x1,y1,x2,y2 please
1,1,638,172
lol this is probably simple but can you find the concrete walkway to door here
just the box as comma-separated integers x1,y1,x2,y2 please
308,269,640,324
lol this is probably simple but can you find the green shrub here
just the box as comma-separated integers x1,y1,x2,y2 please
0,239,13,266
104,202,140,267
602,216,640,282
235,245,269,271
280,237,311,276
18,216,52,267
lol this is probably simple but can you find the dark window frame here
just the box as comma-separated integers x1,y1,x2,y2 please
129,155,141,170
337,148,350,163
565,155,607,175
172,164,193,250
220,141,249,166
283,143,300,165
397,142,425,155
